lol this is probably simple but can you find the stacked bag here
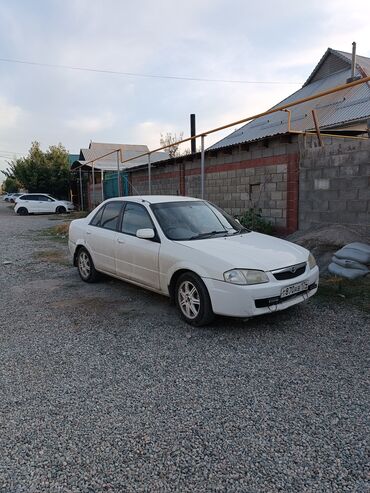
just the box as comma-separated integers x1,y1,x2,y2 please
328,242,370,279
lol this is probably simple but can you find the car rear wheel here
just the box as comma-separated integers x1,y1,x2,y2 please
17,207,28,215
175,272,214,326
56,205,66,214
77,247,99,283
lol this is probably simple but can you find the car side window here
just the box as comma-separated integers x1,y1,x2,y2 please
90,206,105,226
121,203,153,236
100,202,123,231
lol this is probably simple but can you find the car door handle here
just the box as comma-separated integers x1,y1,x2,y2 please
86,231,92,235
117,238,125,244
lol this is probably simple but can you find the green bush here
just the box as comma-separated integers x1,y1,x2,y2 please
238,208,274,235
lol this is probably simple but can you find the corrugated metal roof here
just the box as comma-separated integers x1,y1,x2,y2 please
210,48,370,151
72,142,169,171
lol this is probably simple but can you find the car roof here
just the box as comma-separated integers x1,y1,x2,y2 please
106,195,202,205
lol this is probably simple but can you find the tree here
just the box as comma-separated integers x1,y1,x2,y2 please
2,141,71,198
2,176,19,193
160,132,184,158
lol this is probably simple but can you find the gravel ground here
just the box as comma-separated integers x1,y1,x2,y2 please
0,201,369,492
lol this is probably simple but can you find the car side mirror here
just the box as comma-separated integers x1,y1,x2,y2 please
136,228,155,239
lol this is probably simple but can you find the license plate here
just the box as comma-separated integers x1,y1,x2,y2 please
281,281,309,298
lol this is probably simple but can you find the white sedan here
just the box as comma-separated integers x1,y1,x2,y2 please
69,196,319,326
14,193,75,215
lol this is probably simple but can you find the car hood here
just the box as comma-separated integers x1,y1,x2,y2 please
178,232,308,271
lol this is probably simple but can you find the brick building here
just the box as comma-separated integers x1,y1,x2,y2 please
126,47,370,234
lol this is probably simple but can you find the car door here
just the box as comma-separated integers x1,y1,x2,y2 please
35,195,51,213
115,202,161,289
85,201,123,274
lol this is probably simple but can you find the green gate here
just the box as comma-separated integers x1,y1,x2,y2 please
103,172,129,199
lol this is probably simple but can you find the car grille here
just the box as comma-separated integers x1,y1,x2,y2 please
255,282,317,308
272,262,307,281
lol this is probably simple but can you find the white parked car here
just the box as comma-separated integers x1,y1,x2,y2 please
7,193,23,203
14,193,75,215
69,196,319,326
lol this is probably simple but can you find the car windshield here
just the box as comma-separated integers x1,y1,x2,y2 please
151,200,249,241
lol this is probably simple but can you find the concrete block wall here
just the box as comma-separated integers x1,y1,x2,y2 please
128,138,300,232
299,135,370,232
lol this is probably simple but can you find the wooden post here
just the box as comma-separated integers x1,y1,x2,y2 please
312,109,323,147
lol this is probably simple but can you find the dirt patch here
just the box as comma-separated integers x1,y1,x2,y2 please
317,276,370,313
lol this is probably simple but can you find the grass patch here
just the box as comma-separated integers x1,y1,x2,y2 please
47,211,88,221
37,224,69,243
34,249,69,266
316,276,370,313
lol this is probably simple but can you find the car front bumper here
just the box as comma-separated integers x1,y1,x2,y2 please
202,266,319,318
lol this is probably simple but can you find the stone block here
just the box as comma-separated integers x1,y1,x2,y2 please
255,167,266,176
277,182,287,191
358,212,370,222
322,167,340,178
359,163,370,176
338,189,359,200
271,173,283,182
276,164,287,173
264,182,277,191
270,191,283,200
318,190,339,200
328,200,347,212
358,189,370,200
270,208,282,218
276,200,286,209
244,168,256,177
339,165,360,177
346,200,368,213
275,218,287,227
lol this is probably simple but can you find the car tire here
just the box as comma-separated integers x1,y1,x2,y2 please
17,207,28,215
77,247,100,283
175,272,214,326
56,206,67,214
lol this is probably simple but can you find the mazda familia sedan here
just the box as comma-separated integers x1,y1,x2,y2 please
69,196,319,326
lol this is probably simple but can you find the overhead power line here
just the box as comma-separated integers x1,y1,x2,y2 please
0,57,302,85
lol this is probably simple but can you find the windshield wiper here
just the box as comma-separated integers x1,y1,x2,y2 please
229,227,250,235
188,230,228,240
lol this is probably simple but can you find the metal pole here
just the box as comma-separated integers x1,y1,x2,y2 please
148,153,151,194
190,114,196,153
351,41,356,80
117,150,121,196
200,135,205,199
79,168,84,211
92,161,95,208
101,169,104,201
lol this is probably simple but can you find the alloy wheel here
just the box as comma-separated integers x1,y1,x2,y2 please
178,280,201,320
78,251,91,279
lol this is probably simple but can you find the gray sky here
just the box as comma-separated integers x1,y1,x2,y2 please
1,0,369,180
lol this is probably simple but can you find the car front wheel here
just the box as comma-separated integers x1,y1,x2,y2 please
17,207,28,215
56,206,66,214
175,272,214,326
77,247,99,283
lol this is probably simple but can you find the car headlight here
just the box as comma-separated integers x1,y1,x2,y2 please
308,253,317,270
224,269,269,285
